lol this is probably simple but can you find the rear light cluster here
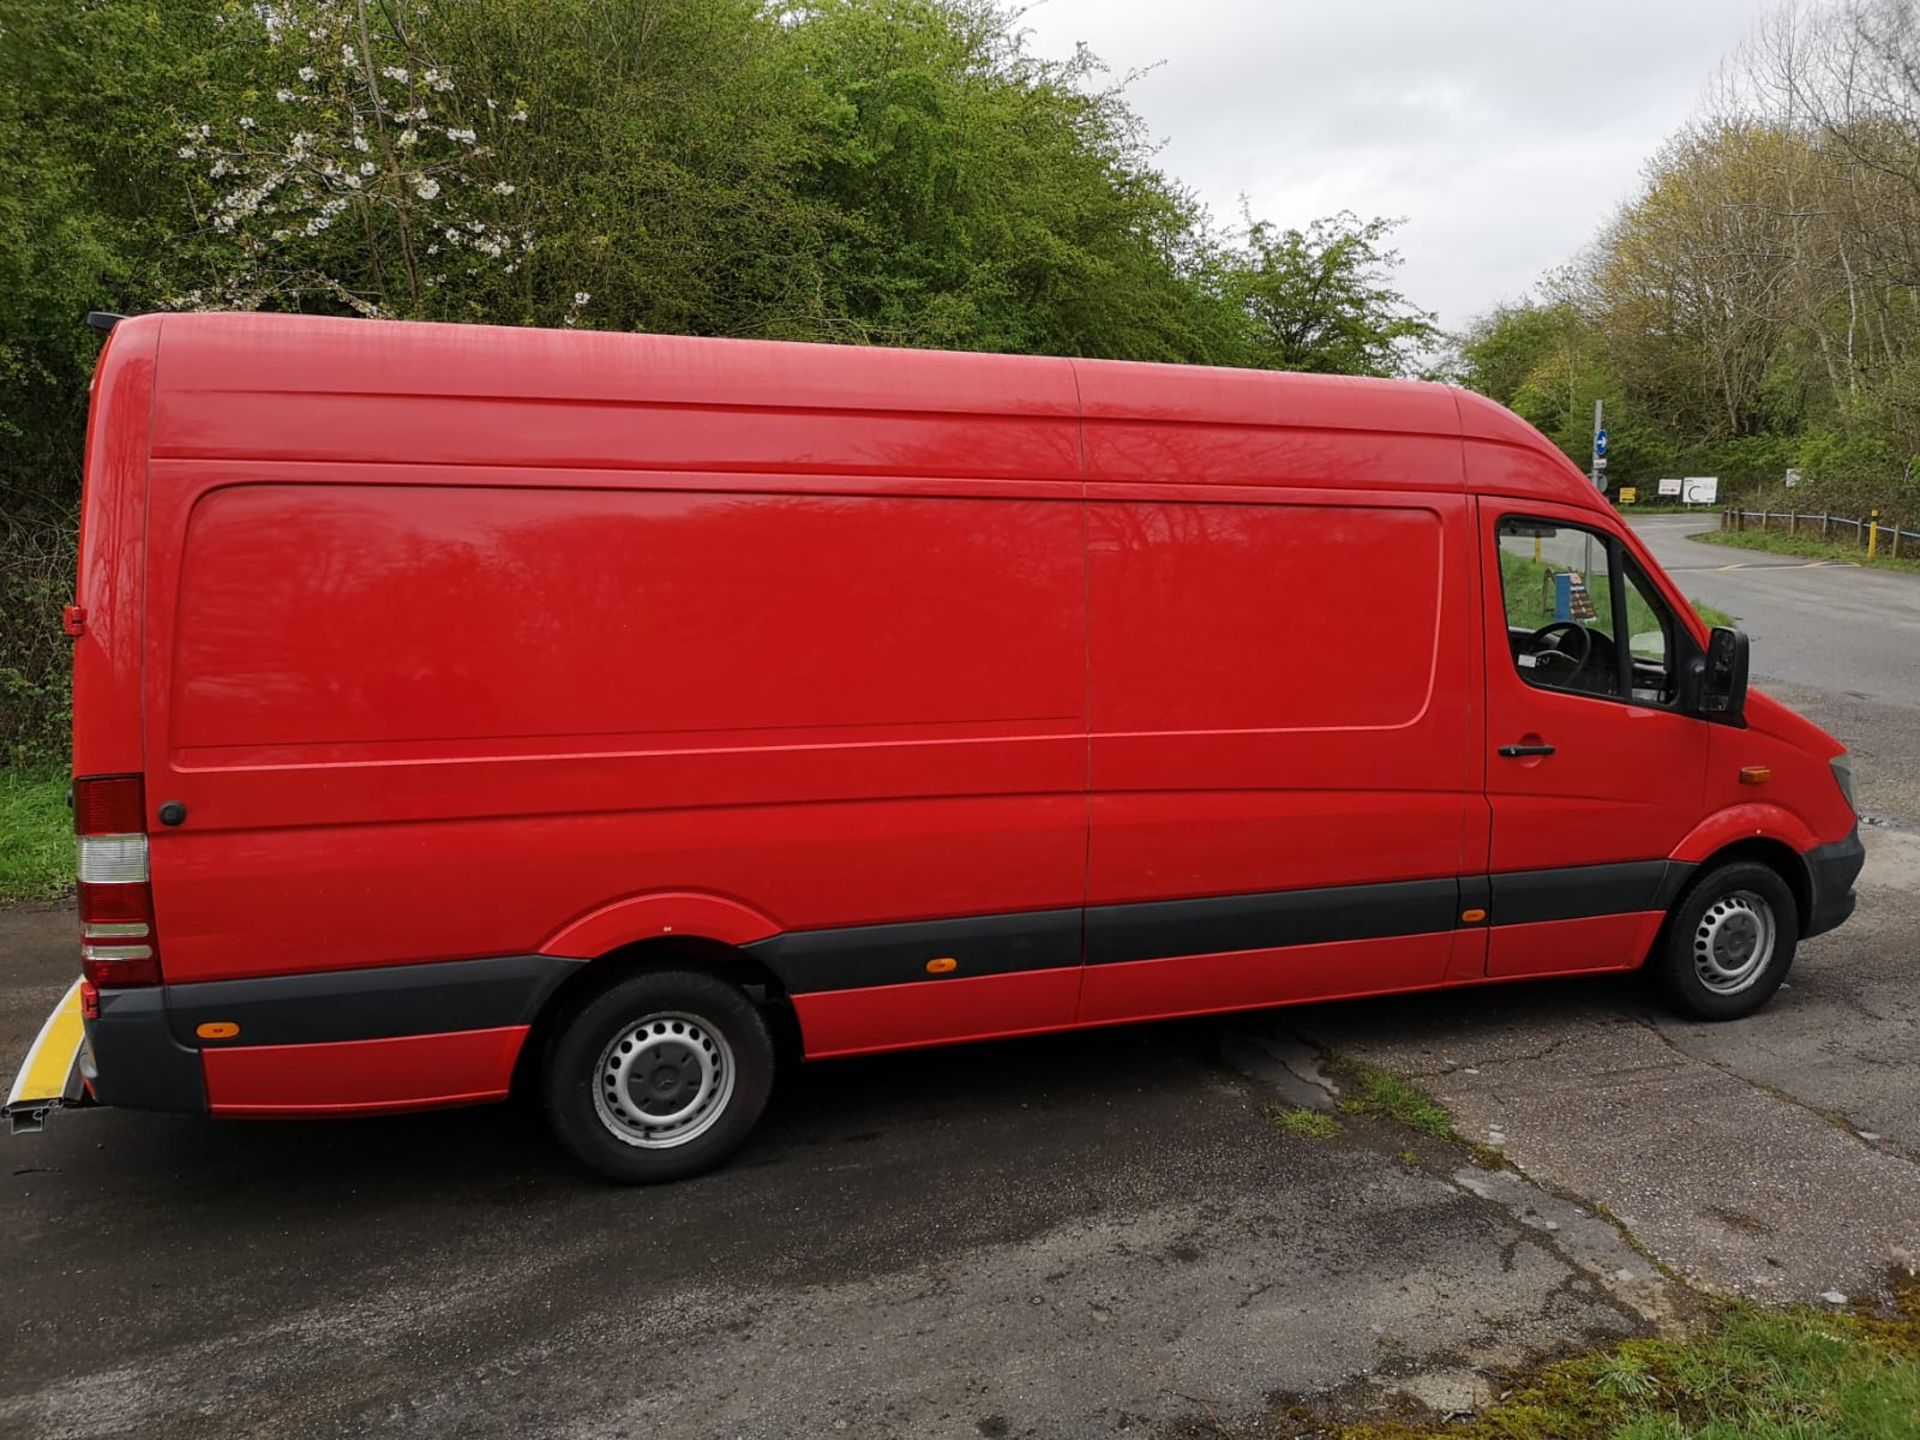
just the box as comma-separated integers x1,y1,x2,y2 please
74,775,162,987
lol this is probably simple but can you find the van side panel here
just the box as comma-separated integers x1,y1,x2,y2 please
166,484,1076,755
1077,482,1476,1021
146,474,1087,1015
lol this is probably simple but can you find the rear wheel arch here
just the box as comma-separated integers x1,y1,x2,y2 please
538,891,783,958
512,934,796,1104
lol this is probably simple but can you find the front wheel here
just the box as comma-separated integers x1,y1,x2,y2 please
1654,861,1799,1021
543,968,775,1183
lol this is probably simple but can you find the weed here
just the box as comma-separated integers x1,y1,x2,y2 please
1329,1060,1456,1140
1263,1104,1342,1140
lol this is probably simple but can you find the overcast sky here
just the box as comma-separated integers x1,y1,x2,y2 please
1019,0,1797,336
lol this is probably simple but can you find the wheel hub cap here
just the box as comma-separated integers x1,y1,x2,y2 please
1693,892,1777,996
593,1013,735,1149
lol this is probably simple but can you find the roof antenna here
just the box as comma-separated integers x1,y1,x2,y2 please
86,312,126,334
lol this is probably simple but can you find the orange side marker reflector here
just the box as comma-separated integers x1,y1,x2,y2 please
1739,766,1772,785
195,1021,240,1040
925,957,958,975
1459,908,1488,924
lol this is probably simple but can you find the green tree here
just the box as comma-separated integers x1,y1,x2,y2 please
775,0,1236,360
1215,213,1438,378
0,0,1446,765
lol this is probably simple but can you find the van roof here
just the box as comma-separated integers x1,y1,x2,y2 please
131,311,1601,508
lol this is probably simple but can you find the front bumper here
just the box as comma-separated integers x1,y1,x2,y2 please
1804,826,1866,939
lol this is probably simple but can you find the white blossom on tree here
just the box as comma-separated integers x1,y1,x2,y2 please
177,0,532,319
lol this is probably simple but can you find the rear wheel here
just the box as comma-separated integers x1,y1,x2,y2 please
543,968,774,1183
1654,860,1798,1021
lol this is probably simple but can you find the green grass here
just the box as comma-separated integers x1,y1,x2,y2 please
1694,526,1920,577
1336,1294,1920,1440
1329,1059,1456,1139
0,767,71,903
1262,1103,1343,1140
1499,549,1736,637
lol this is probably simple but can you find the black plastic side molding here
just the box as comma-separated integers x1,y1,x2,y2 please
86,311,127,333
161,954,587,1049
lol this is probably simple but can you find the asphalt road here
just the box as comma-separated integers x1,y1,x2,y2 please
1631,512,1920,710
2,522,1917,1439
1630,513,1920,819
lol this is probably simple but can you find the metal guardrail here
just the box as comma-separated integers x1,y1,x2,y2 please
1722,508,1920,560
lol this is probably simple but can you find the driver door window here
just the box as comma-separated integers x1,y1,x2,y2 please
1495,517,1677,705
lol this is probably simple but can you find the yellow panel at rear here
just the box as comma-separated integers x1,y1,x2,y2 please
10,980,84,1104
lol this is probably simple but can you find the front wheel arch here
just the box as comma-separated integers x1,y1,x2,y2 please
1673,837,1810,938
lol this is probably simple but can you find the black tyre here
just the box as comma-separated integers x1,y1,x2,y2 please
1654,861,1799,1021
543,968,774,1183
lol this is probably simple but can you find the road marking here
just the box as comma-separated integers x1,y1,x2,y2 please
1708,559,1855,572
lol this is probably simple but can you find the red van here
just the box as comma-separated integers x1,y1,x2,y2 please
5,313,1863,1181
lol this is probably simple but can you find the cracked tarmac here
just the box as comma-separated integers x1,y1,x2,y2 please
1297,829,1920,1305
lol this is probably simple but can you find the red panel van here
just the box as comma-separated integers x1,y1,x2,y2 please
4,313,1864,1182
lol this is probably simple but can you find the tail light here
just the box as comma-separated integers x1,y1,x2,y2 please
74,774,161,987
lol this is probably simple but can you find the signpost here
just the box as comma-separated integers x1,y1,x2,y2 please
1587,402,1606,579
1681,477,1719,506
1590,401,1608,491
1657,478,1682,498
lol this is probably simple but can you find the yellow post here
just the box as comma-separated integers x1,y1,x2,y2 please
1534,536,1542,564
1869,509,1881,560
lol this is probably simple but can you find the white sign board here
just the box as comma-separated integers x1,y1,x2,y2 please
1657,477,1683,497
1681,476,1719,505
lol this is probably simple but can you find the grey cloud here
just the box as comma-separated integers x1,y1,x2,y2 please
1022,0,1806,331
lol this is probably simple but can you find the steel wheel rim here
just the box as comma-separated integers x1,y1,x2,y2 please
592,1011,735,1149
1693,891,1776,996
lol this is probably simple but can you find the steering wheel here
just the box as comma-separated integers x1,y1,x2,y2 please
1529,620,1592,675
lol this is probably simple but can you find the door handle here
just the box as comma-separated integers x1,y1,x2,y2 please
1498,743,1556,758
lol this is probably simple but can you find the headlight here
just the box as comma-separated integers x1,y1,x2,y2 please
1831,753,1855,813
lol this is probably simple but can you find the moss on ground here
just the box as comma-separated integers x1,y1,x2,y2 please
1336,1285,1920,1440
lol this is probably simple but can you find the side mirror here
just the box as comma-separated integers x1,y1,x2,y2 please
1696,626,1749,721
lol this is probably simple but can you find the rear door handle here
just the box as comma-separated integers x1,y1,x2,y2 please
1498,743,1556,758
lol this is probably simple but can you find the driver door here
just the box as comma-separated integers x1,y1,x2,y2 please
1479,501,1709,977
